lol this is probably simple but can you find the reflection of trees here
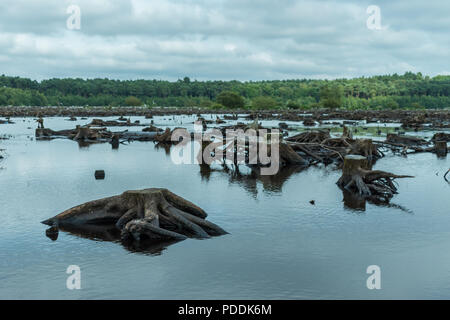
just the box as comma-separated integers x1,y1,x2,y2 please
45,224,178,256
199,163,307,197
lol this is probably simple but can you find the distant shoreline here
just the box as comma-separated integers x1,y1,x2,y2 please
0,106,448,125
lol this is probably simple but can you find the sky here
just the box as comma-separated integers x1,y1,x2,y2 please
0,0,448,81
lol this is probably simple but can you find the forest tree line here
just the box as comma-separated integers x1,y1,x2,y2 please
0,72,449,110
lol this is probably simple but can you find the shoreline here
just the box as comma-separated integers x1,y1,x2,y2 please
0,106,449,120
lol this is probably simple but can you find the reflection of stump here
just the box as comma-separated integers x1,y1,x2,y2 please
337,155,413,200
42,188,227,243
435,141,447,157
342,190,366,211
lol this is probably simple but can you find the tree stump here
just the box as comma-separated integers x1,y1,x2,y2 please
111,134,120,149
337,155,413,200
435,141,447,157
278,143,309,166
42,188,227,244
349,139,380,160
155,128,173,143
74,126,98,141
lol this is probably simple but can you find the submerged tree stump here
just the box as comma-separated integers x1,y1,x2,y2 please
42,188,227,243
337,155,413,200
74,126,98,141
435,141,448,157
155,128,173,143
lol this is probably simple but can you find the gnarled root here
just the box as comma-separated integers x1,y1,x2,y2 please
337,155,413,201
42,188,227,245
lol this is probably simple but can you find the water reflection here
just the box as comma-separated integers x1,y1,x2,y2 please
341,189,413,214
45,224,180,256
342,190,366,211
199,163,306,196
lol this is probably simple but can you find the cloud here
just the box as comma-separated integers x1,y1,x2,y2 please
0,0,448,80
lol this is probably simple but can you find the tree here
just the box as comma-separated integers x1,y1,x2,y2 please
216,91,245,109
124,96,143,106
252,96,278,109
286,100,301,109
320,84,343,109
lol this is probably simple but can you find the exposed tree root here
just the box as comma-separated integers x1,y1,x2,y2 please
36,125,160,145
337,155,413,201
42,188,227,245
286,130,331,144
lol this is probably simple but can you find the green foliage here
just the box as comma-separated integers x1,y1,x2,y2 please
124,96,143,106
251,96,278,109
0,72,449,109
216,91,245,109
286,100,301,109
209,103,225,110
320,84,343,109
0,87,47,106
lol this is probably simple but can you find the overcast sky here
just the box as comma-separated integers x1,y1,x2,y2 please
0,0,448,81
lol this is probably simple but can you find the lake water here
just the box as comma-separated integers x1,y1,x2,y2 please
0,115,449,299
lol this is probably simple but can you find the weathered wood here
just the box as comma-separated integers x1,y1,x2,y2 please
337,155,413,200
42,188,227,244
386,133,428,146
435,141,448,157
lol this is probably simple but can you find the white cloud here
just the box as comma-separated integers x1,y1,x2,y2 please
0,0,448,80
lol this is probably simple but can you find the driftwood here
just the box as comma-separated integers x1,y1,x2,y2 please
376,133,447,156
36,124,161,144
286,127,382,165
337,155,413,201
386,133,428,146
42,188,227,244
89,118,146,127
286,130,330,144
431,133,450,142
142,125,163,132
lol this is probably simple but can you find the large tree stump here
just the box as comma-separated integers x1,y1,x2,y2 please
337,155,413,200
42,188,227,244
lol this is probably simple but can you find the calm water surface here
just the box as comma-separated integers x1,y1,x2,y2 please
0,116,449,299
